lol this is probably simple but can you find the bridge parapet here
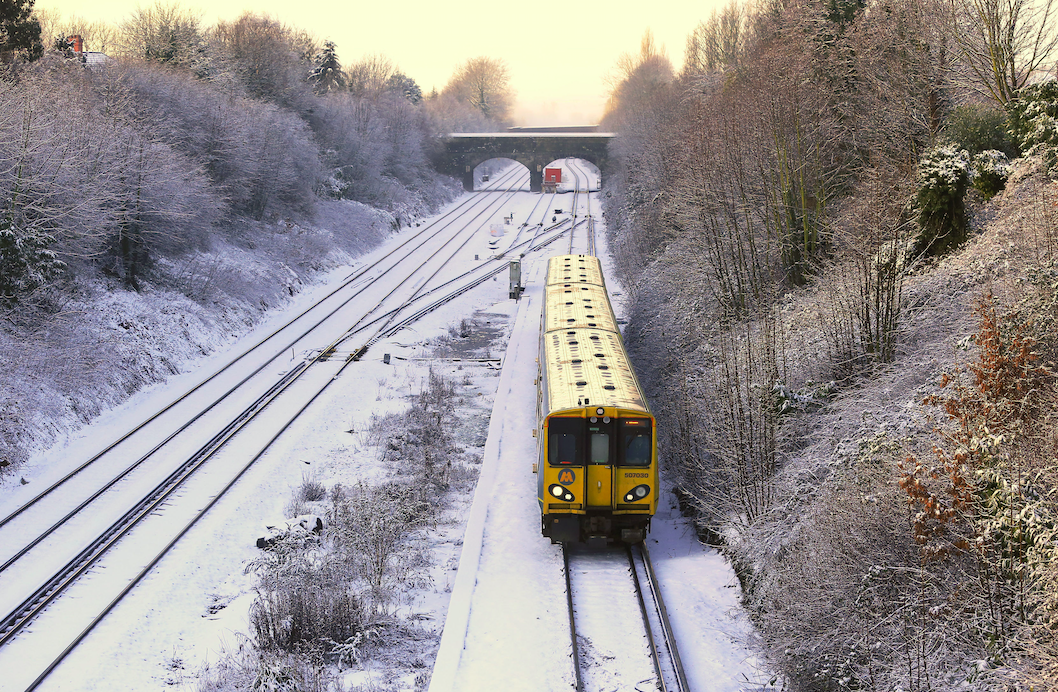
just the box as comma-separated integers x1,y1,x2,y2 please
439,132,615,191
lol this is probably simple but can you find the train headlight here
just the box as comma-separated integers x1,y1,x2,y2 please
624,485,651,502
596,407,605,415
548,484,576,502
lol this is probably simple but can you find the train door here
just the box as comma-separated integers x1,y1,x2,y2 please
585,417,613,507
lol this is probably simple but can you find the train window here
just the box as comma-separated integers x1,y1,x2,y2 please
618,419,652,467
589,433,610,465
548,418,582,466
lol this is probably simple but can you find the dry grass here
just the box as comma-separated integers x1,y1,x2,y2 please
209,367,487,690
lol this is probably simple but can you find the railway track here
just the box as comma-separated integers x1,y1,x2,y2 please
0,166,576,690
564,542,688,692
564,159,596,257
566,159,596,256
0,165,528,537
567,158,581,254
0,168,532,629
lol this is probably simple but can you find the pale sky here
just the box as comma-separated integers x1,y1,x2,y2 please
37,0,731,125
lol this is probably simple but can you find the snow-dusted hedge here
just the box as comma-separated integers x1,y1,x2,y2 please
914,145,971,256
971,149,1011,199
1008,81,1058,155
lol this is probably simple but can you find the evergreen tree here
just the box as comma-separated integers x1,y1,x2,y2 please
310,41,345,94
825,0,865,25
385,72,422,104
0,217,65,306
0,0,43,61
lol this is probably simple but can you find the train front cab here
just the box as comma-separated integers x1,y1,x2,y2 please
538,407,657,544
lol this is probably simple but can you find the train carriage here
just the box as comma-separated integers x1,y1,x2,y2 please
536,255,657,544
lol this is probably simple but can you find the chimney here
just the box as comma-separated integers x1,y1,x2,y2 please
67,35,83,53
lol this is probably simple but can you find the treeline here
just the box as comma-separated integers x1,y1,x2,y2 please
0,1,514,472
602,0,1058,690
1,2,513,312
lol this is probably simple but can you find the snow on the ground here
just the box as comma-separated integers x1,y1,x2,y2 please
3,166,769,692
428,203,769,692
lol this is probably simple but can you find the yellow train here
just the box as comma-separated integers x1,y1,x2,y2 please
535,254,657,544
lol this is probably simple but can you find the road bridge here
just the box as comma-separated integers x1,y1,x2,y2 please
438,131,614,192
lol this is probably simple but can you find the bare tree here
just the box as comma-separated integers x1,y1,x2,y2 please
605,30,673,120
948,0,1058,103
442,56,514,123
683,1,746,76
116,1,206,69
424,89,495,133
210,12,314,108
346,53,394,98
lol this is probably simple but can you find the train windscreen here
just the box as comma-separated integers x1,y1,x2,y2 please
548,417,582,465
618,419,652,467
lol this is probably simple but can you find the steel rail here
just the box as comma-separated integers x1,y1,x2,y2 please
566,158,581,255
312,222,578,361
0,355,312,648
0,169,533,649
334,223,575,351
494,173,554,256
0,166,527,534
0,170,531,576
21,330,370,692
339,172,537,357
567,159,595,257
562,545,586,692
561,542,687,692
367,223,576,345
629,542,690,692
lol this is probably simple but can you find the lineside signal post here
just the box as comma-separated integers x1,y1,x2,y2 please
509,260,522,300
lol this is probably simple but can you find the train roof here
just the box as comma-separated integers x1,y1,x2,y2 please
546,254,605,288
541,255,649,414
542,328,649,413
543,283,619,333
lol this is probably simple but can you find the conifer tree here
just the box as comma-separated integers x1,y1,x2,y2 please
0,0,43,61
310,41,345,94
385,72,422,104
0,217,65,306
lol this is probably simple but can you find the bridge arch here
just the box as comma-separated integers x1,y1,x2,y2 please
439,132,614,192
470,158,530,189
540,157,601,191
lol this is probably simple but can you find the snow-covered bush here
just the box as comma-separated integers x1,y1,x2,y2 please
913,145,971,256
1007,81,1058,156
970,149,1011,198
250,556,369,655
196,648,342,692
944,103,1017,157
